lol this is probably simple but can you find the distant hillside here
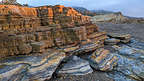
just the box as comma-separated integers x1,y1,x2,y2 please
73,6,144,23
73,6,116,16
73,6,96,16
91,12,144,24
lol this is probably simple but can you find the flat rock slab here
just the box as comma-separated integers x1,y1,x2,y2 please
0,64,29,81
0,50,66,81
107,33,131,43
88,48,118,71
108,42,144,81
105,38,120,45
74,42,103,54
107,33,131,39
113,45,144,60
57,56,93,75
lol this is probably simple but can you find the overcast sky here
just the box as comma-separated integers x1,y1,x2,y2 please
17,0,144,17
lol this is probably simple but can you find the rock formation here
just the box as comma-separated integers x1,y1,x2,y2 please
0,5,90,33
0,50,66,81
0,5,107,58
88,48,118,71
108,42,144,81
105,38,120,45
57,56,93,75
0,4,119,81
107,33,131,43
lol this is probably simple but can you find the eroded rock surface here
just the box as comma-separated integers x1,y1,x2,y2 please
0,50,66,81
0,4,108,58
0,5,90,33
107,39,144,81
57,56,93,75
88,48,118,71
105,38,120,45
107,33,131,43
0,4,108,81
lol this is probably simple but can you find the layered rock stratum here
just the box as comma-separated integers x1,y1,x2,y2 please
0,4,143,81
0,5,112,81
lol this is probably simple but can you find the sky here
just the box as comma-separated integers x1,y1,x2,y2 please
16,0,144,17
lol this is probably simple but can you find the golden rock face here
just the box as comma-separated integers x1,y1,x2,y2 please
0,5,38,17
0,5,90,33
0,5,108,58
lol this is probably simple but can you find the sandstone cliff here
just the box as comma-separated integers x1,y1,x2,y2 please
0,5,40,33
37,5,90,26
0,5,110,81
0,5,90,33
0,4,106,58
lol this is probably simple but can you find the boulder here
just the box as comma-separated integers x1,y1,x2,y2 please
26,51,66,81
107,33,131,43
57,56,93,75
88,48,118,71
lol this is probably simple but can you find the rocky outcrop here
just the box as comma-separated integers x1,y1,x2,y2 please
108,40,144,81
0,5,90,33
0,24,107,58
37,5,90,26
0,5,107,58
107,33,131,43
0,5,109,81
88,48,118,71
0,50,66,81
57,56,93,75
0,5,41,33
